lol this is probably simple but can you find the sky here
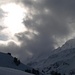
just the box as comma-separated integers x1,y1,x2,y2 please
0,0,75,63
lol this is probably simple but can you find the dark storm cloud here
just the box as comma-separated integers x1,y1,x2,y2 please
17,0,75,57
45,0,75,17
0,0,75,63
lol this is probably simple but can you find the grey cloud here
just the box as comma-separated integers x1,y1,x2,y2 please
43,0,75,17
0,9,5,18
18,0,75,55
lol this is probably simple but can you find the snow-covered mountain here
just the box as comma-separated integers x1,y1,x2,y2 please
28,38,75,75
1,38,75,75
0,52,32,71
0,52,40,75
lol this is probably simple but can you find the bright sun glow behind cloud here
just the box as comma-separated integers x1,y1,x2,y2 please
0,3,28,45
1,3,27,34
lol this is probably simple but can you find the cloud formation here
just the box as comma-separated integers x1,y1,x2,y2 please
0,0,75,63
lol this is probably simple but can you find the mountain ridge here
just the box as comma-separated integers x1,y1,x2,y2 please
28,38,75,75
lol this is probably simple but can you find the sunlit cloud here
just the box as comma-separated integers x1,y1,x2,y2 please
1,3,27,34
0,3,29,45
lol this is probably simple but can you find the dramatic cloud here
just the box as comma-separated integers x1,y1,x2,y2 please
0,0,75,63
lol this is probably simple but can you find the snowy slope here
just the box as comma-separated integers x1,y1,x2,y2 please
0,67,34,75
0,52,41,75
28,38,75,75
0,52,32,71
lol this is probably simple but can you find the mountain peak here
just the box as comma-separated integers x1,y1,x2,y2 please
61,38,75,50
